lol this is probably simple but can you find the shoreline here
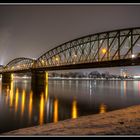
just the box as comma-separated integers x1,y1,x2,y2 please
3,105,140,135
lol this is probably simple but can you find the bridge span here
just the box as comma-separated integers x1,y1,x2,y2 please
0,27,140,84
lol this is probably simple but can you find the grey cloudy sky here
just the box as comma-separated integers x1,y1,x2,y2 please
0,5,140,75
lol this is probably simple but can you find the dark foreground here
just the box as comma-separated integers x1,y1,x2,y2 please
2,105,140,135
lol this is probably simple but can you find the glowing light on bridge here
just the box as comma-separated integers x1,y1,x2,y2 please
102,48,107,54
42,60,45,65
131,54,136,58
55,57,59,61
72,99,78,119
39,93,45,125
53,98,58,123
11,66,14,70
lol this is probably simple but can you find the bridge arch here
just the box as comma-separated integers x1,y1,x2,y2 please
37,27,140,68
0,65,4,72
5,57,35,71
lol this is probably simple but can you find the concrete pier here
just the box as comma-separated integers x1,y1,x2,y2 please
2,73,12,83
31,71,48,87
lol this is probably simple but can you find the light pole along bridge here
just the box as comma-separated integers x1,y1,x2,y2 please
0,27,140,84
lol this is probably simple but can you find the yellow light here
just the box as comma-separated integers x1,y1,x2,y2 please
46,71,48,81
15,88,19,113
53,98,58,123
21,90,26,117
39,93,44,125
11,66,14,70
5,85,10,105
123,81,127,96
99,103,107,114
29,91,33,122
45,72,49,101
102,48,107,54
72,99,78,119
42,60,44,64
9,80,14,107
45,82,48,102
0,82,1,96
11,74,14,81
55,57,59,61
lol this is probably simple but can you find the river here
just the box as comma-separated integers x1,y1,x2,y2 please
0,77,140,133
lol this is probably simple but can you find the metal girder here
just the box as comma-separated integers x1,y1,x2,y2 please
4,57,35,72
37,27,140,68
1,27,140,73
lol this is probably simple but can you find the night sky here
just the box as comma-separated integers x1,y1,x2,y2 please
0,4,140,75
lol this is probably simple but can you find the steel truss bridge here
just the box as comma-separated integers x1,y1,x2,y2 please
0,27,140,74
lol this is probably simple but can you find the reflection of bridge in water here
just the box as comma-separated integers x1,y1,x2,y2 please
0,27,140,84
0,78,79,125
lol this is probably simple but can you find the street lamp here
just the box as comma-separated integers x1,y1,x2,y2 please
131,54,136,58
102,48,107,54
42,60,45,65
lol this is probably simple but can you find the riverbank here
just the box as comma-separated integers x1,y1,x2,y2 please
3,105,140,136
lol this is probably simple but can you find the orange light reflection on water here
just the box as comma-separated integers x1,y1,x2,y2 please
99,103,107,114
72,99,78,119
29,91,33,122
15,88,19,113
53,98,58,123
9,80,14,107
39,93,45,125
21,90,26,117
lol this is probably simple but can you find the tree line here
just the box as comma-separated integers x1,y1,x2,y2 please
49,71,133,80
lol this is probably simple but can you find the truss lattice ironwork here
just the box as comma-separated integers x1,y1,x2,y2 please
0,65,4,72
1,27,140,73
37,27,140,68
3,57,35,72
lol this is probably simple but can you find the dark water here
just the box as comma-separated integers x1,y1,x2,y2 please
0,77,140,133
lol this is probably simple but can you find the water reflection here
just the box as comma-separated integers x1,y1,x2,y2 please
121,81,127,98
39,93,45,125
21,90,26,117
53,98,58,123
123,81,127,96
45,82,48,102
1,78,140,133
138,81,140,96
15,88,19,113
9,80,14,108
5,85,9,105
28,91,33,122
0,80,1,96
72,99,78,119
99,103,107,114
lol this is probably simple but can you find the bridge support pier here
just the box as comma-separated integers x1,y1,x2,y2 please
31,71,48,87
2,73,13,83
31,71,48,96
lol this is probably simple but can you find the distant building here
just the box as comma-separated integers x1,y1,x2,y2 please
120,69,128,78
